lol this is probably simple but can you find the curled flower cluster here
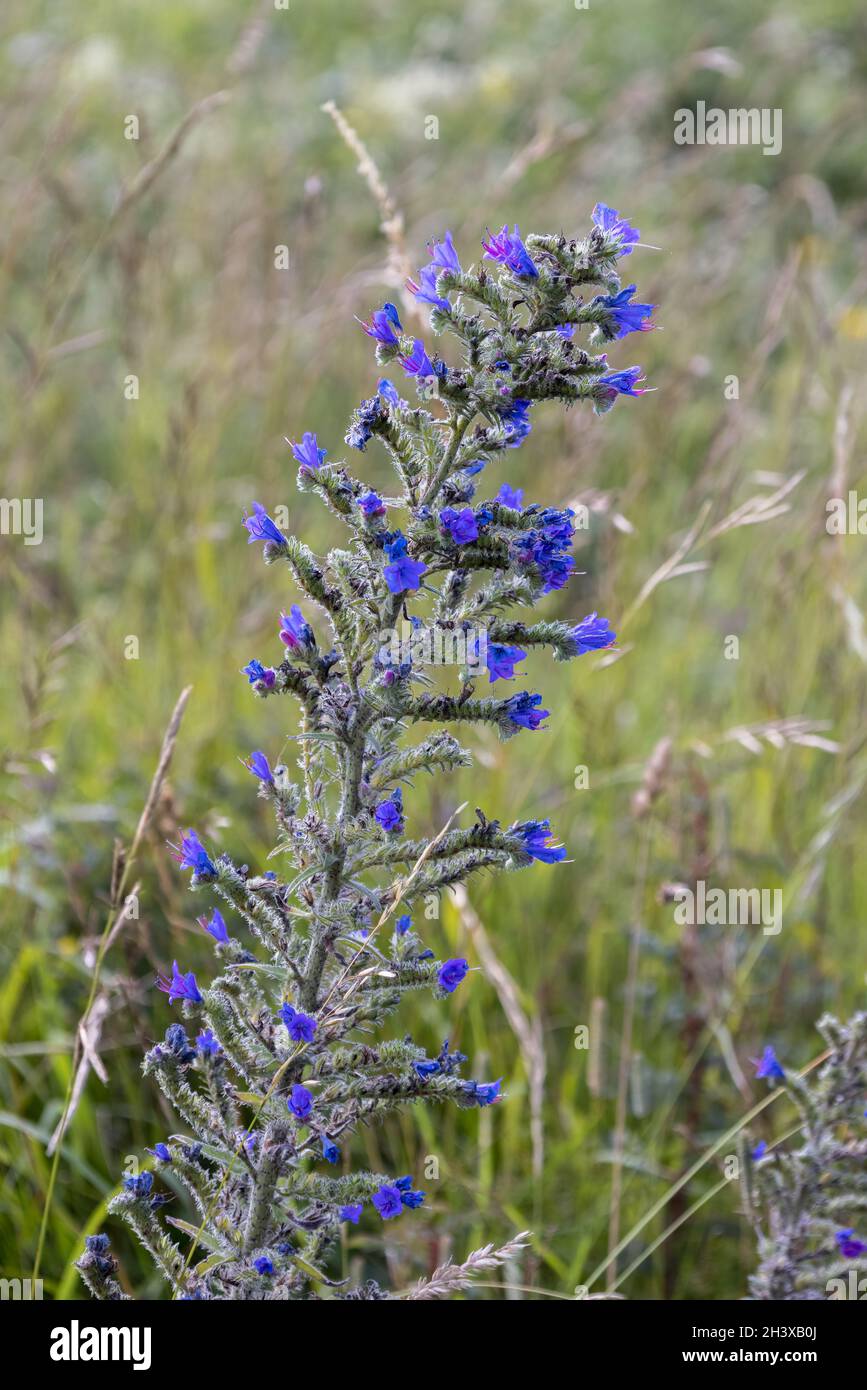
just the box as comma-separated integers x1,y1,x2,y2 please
85,207,650,1300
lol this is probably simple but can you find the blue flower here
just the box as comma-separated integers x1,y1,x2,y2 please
287,1083,313,1120
123,1170,153,1198
440,507,479,545
280,1003,317,1043
196,1028,221,1056
244,750,273,784
85,1234,111,1255
395,914,412,935
162,1023,196,1064
483,642,526,684
377,377,401,406
751,1140,767,1160
482,224,538,278
597,366,649,400
375,788,404,834
321,1137,340,1164
395,1176,426,1208
146,1143,172,1163
496,483,524,509
570,613,616,654
243,502,287,548
505,691,550,731
464,1079,503,1107
340,1203,364,1224
836,1229,867,1259
383,535,426,594
170,830,216,878
516,819,566,864
291,431,327,472
751,1045,785,1082
372,1184,403,1220
358,302,402,346
199,909,229,944
407,265,450,312
359,491,386,518
156,961,204,1006
252,1256,274,1276
437,957,469,994
595,285,655,340
592,201,640,255
280,605,313,651
414,1058,440,1078
241,659,276,689
499,397,533,447
398,338,436,378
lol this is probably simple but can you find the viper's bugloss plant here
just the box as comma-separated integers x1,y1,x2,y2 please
79,205,652,1300
743,1013,867,1300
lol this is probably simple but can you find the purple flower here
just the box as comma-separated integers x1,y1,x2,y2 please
395,914,412,935
407,265,450,312
751,1045,785,1082
244,750,273,784
437,957,469,994
243,502,287,547
123,1171,153,1198
280,604,313,650
465,1079,502,1107
280,1003,317,1043
516,819,566,864
383,535,427,594
440,507,479,545
170,830,216,878
291,431,327,472
241,659,276,688
571,612,616,654
372,1184,403,1220
556,323,575,340
751,1140,767,1160
482,224,538,278
592,202,640,255
596,285,655,340
252,1256,274,1276
496,483,524,509
398,338,436,378
359,491,386,519
287,1083,313,1121
321,1137,340,1165
157,961,203,1006
408,232,461,310
597,367,649,400
835,1229,867,1259
146,1143,172,1162
414,1058,440,1078
196,1028,221,1055
483,642,526,684
375,788,404,834
358,302,402,346
199,909,229,944
505,691,550,731
340,1203,364,1224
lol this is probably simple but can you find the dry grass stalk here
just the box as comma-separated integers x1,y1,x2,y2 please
405,1231,531,1300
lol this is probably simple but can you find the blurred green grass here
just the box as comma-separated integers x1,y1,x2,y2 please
2,0,867,1299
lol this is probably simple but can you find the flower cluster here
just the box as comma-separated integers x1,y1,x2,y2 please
85,207,650,1300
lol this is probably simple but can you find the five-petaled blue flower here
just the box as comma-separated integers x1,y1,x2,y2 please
751,1045,785,1082
358,302,402,346
123,1171,153,1198
199,909,229,944
505,691,550,731
571,613,616,654
482,224,538,278
836,1229,867,1259
375,789,404,834
372,1184,403,1220
466,1079,502,1107
597,366,649,400
170,829,216,878
437,957,469,994
383,535,427,594
280,1003,317,1043
252,1256,274,1276
243,503,286,548
395,914,412,935
321,1137,340,1165
592,201,640,255
280,605,313,650
146,1143,172,1163
291,431,327,472
496,483,524,509
359,491,386,518
340,1203,364,1224
395,1175,426,1208
483,642,526,684
499,397,533,447
241,659,276,688
287,1083,313,1120
157,961,203,1006
595,284,655,340
196,1028,221,1056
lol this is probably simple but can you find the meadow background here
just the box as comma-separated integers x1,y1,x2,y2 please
2,0,867,1300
